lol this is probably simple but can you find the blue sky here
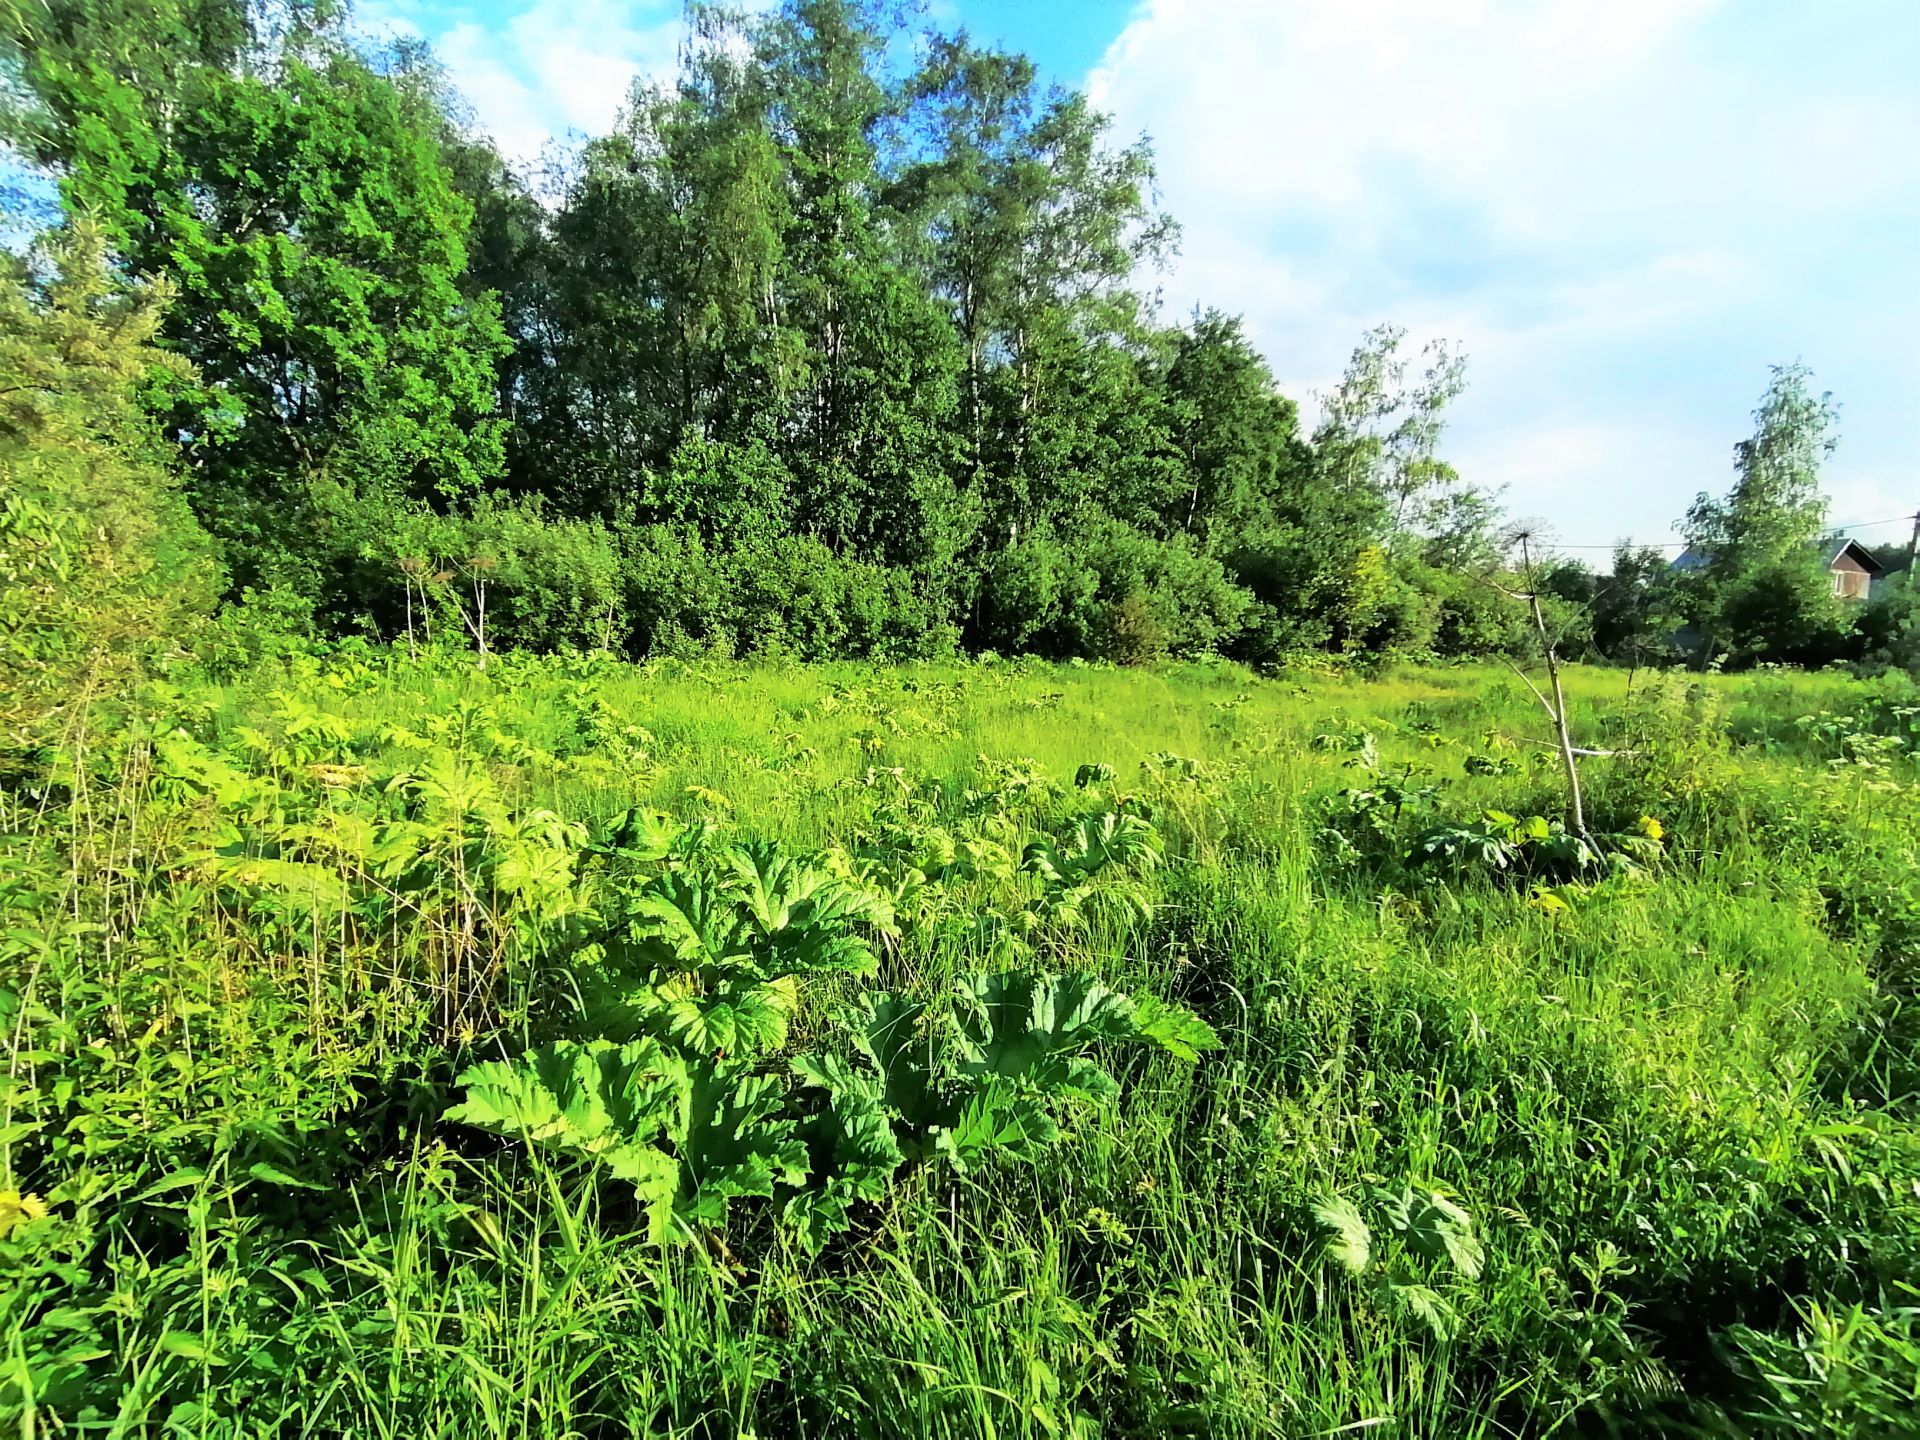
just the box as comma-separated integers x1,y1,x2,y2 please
362,0,1920,557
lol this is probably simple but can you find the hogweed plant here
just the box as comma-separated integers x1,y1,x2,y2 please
447,826,1217,1252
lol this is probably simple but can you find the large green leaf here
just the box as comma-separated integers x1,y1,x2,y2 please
620,873,738,969
593,805,680,863
785,1052,907,1252
952,972,1149,1086
729,845,892,937
851,991,945,1131
933,1078,1059,1172
1130,994,1222,1062
1023,811,1163,886
1312,1195,1372,1275
1373,1184,1485,1280
446,1039,690,1242
677,1067,809,1228
610,844,888,989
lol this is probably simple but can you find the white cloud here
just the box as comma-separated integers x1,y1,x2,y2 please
1090,0,1920,549
363,0,685,165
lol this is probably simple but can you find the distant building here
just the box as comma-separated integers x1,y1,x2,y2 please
1827,538,1887,600
1668,537,1889,601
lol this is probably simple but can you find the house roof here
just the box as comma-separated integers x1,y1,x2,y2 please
1669,546,1712,572
1668,537,1888,575
1826,537,1887,575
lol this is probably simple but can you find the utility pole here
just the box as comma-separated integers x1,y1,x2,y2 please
1906,509,1919,575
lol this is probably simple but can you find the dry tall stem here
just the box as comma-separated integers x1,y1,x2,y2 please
1514,533,1588,838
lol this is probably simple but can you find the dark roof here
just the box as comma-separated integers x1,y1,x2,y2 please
1826,537,1887,575
1669,537,1888,575
1669,546,1712,572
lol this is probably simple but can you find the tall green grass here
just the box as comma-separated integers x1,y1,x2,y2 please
3,652,1916,1436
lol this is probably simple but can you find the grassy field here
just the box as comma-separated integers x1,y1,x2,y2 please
4,652,1918,1436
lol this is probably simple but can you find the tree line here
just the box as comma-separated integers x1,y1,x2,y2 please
3,0,1913,672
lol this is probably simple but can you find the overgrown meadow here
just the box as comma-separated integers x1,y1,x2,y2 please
3,650,1917,1436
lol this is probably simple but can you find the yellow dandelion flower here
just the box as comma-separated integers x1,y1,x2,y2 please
1636,816,1664,841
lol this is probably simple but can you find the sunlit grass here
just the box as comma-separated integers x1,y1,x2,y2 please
4,651,1917,1436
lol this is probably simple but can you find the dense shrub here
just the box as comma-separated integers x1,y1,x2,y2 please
1226,529,1391,658
0,224,221,753
1857,575,1920,676
616,524,950,662
974,532,1099,656
1101,590,1166,665
403,496,627,654
977,518,1253,660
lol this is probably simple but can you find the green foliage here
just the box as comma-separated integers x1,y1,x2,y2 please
978,516,1253,660
451,831,1211,1252
5,648,1919,1435
615,523,950,661
598,841,892,1054
1313,1184,1486,1339
1678,364,1852,667
1410,808,1604,879
1592,542,1682,665
839,970,1218,1176
389,494,626,654
8,0,1920,1432
5,0,1481,668
0,221,219,754
15,11,510,545
1715,1295,1920,1439
446,1039,691,1240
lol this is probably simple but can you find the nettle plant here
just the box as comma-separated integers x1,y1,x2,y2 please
447,813,1216,1253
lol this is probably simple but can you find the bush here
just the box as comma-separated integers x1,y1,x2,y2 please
418,496,626,654
0,223,221,753
1226,530,1392,658
198,586,321,676
1101,590,1166,665
974,532,1096,656
1857,574,1920,676
615,524,950,663
976,517,1253,660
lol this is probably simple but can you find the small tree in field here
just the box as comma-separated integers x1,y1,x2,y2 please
1504,532,1590,838
396,555,428,658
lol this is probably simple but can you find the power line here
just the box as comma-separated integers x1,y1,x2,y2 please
1828,513,1919,533
1545,541,1688,551
1827,511,1915,530
1536,513,1918,553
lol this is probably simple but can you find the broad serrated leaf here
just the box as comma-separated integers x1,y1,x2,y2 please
953,971,1140,1080
1129,994,1221,1061
1312,1195,1372,1275
598,806,679,862
784,1051,907,1252
677,1068,809,1229
655,982,794,1057
446,1038,691,1226
934,1080,1058,1172
1372,1183,1485,1281
851,991,945,1130
1390,1281,1460,1341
